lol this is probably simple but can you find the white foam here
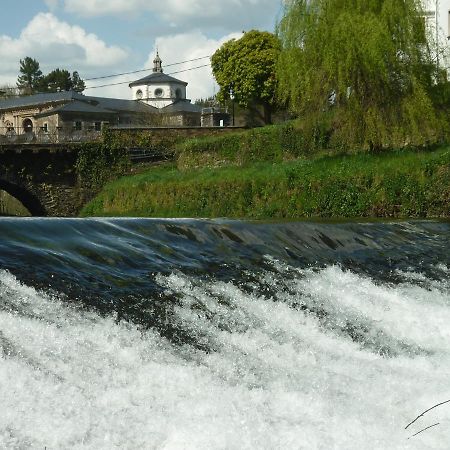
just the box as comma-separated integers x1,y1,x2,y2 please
1,267,450,449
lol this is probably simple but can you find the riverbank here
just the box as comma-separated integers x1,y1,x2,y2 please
81,143,449,219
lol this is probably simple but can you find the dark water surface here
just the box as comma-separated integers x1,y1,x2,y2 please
0,218,449,448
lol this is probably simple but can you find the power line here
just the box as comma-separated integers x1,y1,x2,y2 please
84,64,211,90
84,55,211,81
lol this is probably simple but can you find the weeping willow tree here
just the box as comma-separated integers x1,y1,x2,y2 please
277,0,445,150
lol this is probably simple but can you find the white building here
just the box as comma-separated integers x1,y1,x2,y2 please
128,52,203,126
422,0,450,70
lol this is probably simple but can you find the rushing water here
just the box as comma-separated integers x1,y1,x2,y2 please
0,218,449,449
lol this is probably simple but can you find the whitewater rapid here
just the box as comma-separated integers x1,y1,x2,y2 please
0,218,449,449
1,261,449,448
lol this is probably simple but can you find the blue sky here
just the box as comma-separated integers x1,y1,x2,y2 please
1,1,448,101
0,0,283,100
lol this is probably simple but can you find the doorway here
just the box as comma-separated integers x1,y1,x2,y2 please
22,118,33,133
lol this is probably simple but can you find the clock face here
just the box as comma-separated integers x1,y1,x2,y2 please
154,88,163,97
136,89,143,99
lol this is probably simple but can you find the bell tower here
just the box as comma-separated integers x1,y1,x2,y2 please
153,51,163,73
129,51,188,108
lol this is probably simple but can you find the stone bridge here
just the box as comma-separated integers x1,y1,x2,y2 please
0,127,243,216
0,143,86,216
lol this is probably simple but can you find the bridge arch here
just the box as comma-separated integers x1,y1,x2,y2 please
0,179,46,216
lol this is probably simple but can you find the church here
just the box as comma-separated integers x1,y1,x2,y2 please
0,53,220,143
128,52,203,126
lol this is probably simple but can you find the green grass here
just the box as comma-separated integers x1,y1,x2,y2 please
81,145,450,219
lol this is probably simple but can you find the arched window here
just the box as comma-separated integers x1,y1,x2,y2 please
154,88,163,98
136,89,143,99
175,88,182,99
22,118,33,133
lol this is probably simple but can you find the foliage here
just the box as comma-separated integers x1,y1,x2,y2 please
81,145,450,219
276,0,446,150
38,68,86,93
16,56,86,94
71,71,86,93
75,130,130,190
177,122,309,170
211,30,281,124
194,96,218,107
16,57,43,94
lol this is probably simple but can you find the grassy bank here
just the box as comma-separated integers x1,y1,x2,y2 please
81,145,449,219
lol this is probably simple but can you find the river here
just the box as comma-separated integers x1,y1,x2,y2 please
0,218,449,449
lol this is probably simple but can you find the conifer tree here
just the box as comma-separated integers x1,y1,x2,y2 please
16,57,43,94
71,71,86,93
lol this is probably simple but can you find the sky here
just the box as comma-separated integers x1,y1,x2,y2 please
0,0,284,101
0,1,449,102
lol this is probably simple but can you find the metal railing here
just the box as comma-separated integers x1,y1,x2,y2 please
127,147,174,162
0,127,102,144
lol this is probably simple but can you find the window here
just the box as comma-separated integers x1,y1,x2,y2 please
175,88,182,99
74,121,82,131
42,123,48,132
136,89,143,99
154,88,163,97
94,122,102,131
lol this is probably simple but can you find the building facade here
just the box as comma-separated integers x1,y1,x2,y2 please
0,52,229,142
0,91,157,143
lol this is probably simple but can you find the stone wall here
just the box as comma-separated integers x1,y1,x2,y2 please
0,145,85,216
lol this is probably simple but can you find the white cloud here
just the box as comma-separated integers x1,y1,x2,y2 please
64,0,220,18
86,31,241,101
145,31,241,101
63,0,279,32
0,13,128,87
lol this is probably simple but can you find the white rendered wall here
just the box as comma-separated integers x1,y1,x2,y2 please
422,0,450,69
131,82,187,108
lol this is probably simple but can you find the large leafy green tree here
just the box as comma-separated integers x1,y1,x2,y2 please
16,57,43,94
277,0,443,150
211,30,281,124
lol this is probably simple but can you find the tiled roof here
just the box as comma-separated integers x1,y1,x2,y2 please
160,100,202,114
0,91,158,115
86,96,157,113
129,72,188,87
0,91,83,111
35,100,117,117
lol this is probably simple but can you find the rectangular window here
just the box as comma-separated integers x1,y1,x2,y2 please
94,122,102,131
74,121,82,131
42,123,48,132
